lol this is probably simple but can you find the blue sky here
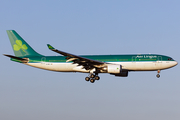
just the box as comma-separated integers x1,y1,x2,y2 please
1,0,180,120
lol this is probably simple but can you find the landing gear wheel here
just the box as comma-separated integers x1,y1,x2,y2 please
85,77,90,81
90,79,95,83
95,76,100,80
90,74,95,78
156,74,160,78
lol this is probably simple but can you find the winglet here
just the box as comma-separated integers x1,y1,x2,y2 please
47,44,55,50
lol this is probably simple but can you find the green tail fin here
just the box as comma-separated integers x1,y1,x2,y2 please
7,30,43,57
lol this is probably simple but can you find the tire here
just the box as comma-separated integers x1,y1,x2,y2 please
90,74,95,78
95,76,100,80
85,77,90,81
90,79,95,83
156,74,160,78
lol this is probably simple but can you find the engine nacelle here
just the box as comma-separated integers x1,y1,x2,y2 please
107,64,122,74
111,71,128,77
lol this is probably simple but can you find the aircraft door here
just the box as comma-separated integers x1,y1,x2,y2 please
158,56,162,63
41,57,46,64
132,56,137,62
132,56,137,70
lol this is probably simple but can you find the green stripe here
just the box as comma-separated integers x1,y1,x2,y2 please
14,54,174,63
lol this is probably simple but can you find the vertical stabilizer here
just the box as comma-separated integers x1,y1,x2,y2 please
7,30,43,57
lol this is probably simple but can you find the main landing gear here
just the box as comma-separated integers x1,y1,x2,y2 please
85,73,100,83
156,70,160,78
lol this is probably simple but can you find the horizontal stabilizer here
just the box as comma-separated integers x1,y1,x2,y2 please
3,54,29,63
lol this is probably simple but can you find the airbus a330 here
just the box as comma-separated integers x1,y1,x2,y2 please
4,30,178,83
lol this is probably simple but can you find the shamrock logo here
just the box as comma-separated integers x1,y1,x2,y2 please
13,40,28,52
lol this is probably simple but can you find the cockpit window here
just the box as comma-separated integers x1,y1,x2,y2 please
168,58,172,60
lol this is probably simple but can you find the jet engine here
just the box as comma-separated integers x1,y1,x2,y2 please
110,71,128,77
103,64,122,74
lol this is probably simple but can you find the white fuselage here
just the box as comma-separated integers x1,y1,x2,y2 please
25,61,178,73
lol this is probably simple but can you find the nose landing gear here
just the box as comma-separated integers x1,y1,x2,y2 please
156,74,160,78
156,70,160,78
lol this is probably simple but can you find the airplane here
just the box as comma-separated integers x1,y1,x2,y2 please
4,30,178,83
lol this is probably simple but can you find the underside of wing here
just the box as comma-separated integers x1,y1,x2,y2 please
47,44,105,70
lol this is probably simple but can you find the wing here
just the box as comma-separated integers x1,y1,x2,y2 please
47,44,105,70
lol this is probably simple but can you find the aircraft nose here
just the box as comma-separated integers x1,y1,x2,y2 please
169,61,178,68
175,61,178,66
